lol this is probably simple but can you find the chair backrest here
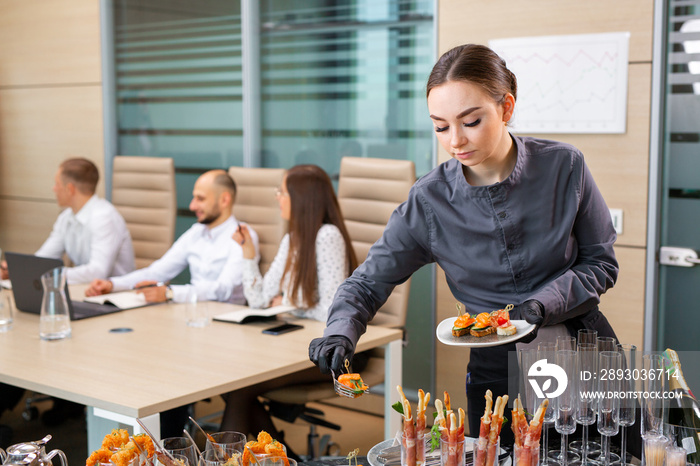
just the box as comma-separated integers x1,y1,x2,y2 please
228,166,287,275
112,156,176,269
337,157,416,329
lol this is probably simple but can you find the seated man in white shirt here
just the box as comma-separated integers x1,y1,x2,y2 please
86,169,259,305
0,157,135,283
0,157,135,431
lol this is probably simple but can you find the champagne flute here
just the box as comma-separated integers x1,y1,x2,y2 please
617,344,637,466
597,351,622,465
570,329,601,456
555,350,578,466
546,340,580,464
577,329,597,346
569,343,598,466
586,337,621,464
557,335,577,351
536,342,560,466
641,354,665,437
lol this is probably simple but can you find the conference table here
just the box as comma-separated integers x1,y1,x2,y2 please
0,287,403,453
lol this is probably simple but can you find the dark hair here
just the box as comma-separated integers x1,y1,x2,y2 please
426,44,517,103
60,158,99,195
284,164,358,309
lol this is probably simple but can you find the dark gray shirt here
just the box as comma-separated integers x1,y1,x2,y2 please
324,136,618,380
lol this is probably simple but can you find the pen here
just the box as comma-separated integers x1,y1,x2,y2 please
237,224,245,245
133,282,165,290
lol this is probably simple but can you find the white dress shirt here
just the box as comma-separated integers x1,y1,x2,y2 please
110,215,259,304
35,195,135,285
241,224,348,322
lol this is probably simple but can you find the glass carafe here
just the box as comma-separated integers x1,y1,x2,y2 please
4,434,68,466
39,267,71,340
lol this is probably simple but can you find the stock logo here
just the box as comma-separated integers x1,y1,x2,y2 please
528,359,568,399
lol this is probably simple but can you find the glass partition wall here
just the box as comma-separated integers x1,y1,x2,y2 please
112,0,434,231
108,0,436,393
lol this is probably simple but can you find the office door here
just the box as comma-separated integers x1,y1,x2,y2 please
654,0,700,391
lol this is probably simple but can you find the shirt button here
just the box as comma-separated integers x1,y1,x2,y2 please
498,211,507,219
515,272,522,279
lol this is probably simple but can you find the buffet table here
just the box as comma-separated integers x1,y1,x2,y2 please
0,288,403,453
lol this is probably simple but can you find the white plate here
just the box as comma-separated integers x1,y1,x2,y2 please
436,317,536,348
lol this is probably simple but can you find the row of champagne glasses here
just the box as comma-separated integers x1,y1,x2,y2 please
519,330,640,466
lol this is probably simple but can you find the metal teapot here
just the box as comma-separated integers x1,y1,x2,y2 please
2,435,68,466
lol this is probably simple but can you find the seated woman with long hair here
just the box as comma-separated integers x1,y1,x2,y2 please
220,164,358,446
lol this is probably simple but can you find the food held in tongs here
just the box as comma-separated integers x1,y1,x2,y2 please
332,359,369,398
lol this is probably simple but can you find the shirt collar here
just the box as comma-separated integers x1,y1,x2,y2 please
73,195,99,225
201,215,237,239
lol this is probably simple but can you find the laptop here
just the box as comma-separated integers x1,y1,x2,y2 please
4,252,123,320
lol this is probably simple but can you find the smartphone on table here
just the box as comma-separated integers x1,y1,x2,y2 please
262,323,304,335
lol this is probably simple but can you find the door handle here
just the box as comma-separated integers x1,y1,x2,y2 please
659,246,700,267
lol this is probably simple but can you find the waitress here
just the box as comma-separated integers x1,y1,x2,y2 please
309,43,618,443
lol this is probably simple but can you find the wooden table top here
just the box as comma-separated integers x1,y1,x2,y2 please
0,290,401,419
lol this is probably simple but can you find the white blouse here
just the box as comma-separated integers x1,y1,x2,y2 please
241,224,349,322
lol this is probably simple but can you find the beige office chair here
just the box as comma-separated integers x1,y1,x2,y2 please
112,156,176,269
262,156,416,458
228,166,287,274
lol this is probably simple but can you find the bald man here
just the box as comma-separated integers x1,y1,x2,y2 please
86,170,259,304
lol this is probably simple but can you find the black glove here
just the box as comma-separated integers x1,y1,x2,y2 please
511,299,544,325
511,300,544,343
308,335,355,376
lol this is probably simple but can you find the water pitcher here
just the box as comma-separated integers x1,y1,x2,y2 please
2,435,68,466
39,267,71,340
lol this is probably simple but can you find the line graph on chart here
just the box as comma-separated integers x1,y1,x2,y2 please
490,32,630,134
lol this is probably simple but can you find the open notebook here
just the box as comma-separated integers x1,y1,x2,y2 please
83,291,149,310
213,304,296,324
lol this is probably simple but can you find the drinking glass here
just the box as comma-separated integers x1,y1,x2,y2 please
199,449,234,466
665,444,688,466
535,342,560,466
569,343,598,466
205,431,246,457
158,453,189,466
642,434,669,466
641,354,665,437
185,288,210,327
597,351,621,466
163,437,199,466
258,457,296,466
556,335,577,351
577,329,597,346
0,290,12,332
617,344,637,466
554,350,578,466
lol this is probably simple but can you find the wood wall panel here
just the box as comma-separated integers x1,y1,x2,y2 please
599,246,646,350
0,199,62,254
0,86,105,199
438,0,653,63
0,0,101,86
